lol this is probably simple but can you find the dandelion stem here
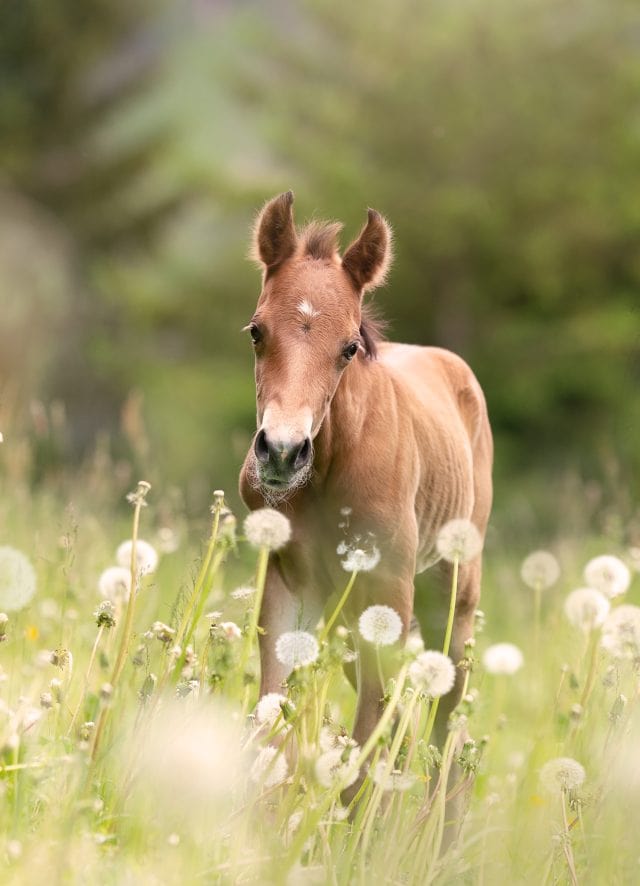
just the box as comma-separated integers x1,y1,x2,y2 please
67,624,104,737
240,545,270,715
442,555,459,658
561,790,580,886
319,570,358,643
89,491,145,763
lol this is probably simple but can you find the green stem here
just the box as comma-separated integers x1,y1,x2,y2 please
319,570,358,643
442,555,459,659
67,625,104,737
240,545,270,715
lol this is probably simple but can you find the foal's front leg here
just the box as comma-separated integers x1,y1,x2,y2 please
257,561,300,696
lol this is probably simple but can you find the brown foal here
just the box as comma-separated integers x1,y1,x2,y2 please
239,191,493,760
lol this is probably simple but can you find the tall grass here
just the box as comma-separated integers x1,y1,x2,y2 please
0,469,639,885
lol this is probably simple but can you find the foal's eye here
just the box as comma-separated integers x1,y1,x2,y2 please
343,342,360,361
248,324,262,346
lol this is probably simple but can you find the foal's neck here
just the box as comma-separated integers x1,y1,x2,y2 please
314,356,380,477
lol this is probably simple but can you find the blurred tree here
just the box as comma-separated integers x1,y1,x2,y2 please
233,0,640,489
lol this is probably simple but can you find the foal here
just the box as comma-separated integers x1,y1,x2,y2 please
240,192,493,760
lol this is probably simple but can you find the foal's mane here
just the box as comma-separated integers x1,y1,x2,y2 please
299,221,387,360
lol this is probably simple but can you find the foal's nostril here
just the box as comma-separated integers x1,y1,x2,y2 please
254,429,270,464
293,437,312,471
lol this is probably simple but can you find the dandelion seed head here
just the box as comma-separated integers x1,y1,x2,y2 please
315,747,360,789
539,757,585,793
405,634,425,656
436,519,483,564
220,621,242,640
275,631,319,668
520,550,560,590
564,588,610,632
116,539,159,576
409,651,456,697
601,605,640,660
0,547,36,611
94,600,116,629
482,642,524,675
230,585,255,601
358,605,403,646
133,701,244,814
341,545,381,573
584,555,631,599
255,692,293,728
250,746,288,787
244,508,291,551
371,762,416,792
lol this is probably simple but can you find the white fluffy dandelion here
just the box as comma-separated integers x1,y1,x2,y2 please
521,550,560,591
371,761,416,792
564,588,610,632
601,605,640,660
436,519,483,564
255,692,293,728
539,757,585,793
244,509,291,551
231,585,255,601
315,747,360,789
98,566,132,603
482,643,524,675
409,650,456,697
116,539,159,575
358,605,403,646
250,746,288,788
584,555,631,599
219,621,242,640
275,631,319,668
0,547,36,611
341,546,381,573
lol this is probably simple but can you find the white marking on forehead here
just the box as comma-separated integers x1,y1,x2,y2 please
297,299,320,320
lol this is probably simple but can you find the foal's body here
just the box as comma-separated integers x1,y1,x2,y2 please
240,192,492,751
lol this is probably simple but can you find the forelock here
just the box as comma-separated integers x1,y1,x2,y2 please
299,221,343,261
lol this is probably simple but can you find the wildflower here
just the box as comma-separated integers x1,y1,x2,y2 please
98,566,132,603
94,600,116,629
152,621,176,644
405,634,425,656
250,746,288,787
520,550,560,590
275,631,319,668
126,480,151,507
539,757,586,793
584,555,631,599
40,692,53,709
315,747,360,789
409,650,456,697
231,585,255,601
0,547,36,611
116,539,159,575
0,613,8,641
482,643,524,675
601,605,640,660
220,621,242,640
341,545,381,573
50,648,73,673
564,588,610,632
371,762,416,792
436,519,483,564
358,605,403,646
157,527,179,554
255,692,294,728
244,509,291,551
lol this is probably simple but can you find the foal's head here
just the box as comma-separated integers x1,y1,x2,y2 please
246,191,392,494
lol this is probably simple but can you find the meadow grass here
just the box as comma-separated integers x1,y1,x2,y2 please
0,458,639,885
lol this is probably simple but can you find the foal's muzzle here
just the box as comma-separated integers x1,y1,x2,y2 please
254,429,312,487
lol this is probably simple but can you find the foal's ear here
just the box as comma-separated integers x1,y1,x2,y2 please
342,209,392,293
251,191,297,270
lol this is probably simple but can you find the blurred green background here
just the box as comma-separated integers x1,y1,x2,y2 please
1,0,638,529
